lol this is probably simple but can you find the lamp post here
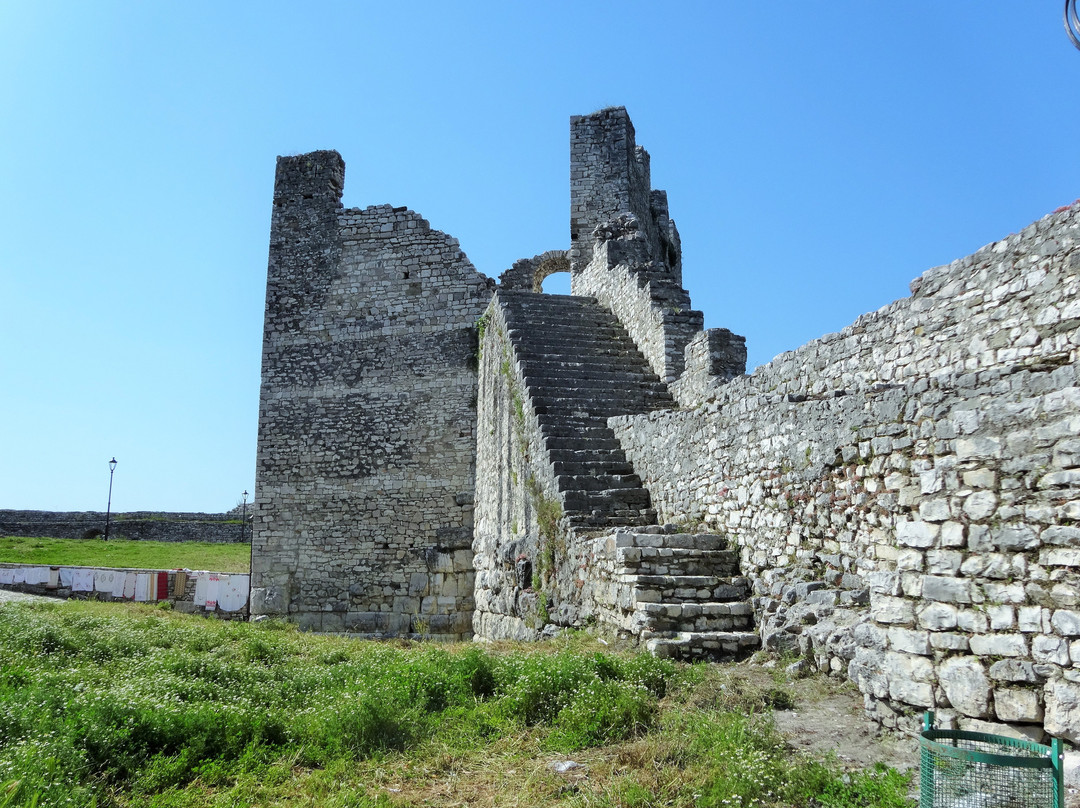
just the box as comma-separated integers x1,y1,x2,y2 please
240,490,249,542
104,457,117,541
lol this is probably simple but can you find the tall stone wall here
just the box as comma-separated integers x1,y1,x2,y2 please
252,151,493,636
612,201,1080,741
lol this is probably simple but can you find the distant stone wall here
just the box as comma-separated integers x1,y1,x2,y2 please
612,201,1080,741
0,563,249,619
0,510,248,543
252,151,493,636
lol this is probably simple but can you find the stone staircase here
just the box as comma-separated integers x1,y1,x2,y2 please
499,290,672,529
614,529,760,661
497,290,760,661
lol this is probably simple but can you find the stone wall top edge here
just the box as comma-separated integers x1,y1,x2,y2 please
912,199,1080,296
0,510,234,522
712,198,1080,393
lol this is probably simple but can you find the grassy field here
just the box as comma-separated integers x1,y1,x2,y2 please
0,599,912,808
0,536,250,572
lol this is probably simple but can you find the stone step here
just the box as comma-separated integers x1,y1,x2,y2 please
562,488,652,511
551,460,635,477
567,512,657,528
532,399,655,417
544,435,624,451
633,575,751,604
519,356,659,376
644,631,760,662
555,473,642,493
513,344,649,362
635,601,756,633
539,423,615,440
523,374,669,397
617,546,740,577
614,531,731,551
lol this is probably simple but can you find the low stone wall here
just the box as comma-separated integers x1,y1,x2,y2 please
0,510,250,543
611,201,1080,742
0,563,249,619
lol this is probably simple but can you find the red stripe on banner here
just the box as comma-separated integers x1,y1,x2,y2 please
158,571,169,600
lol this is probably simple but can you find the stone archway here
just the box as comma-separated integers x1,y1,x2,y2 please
531,252,570,293
498,250,571,293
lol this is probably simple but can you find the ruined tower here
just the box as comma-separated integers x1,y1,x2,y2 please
250,151,492,635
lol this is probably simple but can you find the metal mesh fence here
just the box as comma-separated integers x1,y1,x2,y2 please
919,713,1062,808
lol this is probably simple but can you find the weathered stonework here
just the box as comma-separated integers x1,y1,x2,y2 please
253,109,1080,743
252,151,493,637
611,201,1080,740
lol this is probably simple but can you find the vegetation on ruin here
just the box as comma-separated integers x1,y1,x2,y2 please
0,536,251,573
0,600,912,808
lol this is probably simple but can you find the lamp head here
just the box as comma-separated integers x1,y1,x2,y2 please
109,457,117,472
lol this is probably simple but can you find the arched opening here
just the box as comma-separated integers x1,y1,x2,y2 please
540,272,571,295
532,255,571,293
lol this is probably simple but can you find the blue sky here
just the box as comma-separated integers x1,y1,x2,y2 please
2,2,1078,513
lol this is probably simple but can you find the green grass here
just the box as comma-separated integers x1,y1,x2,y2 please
0,600,913,808
0,536,250,573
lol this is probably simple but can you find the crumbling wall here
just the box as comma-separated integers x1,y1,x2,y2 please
569,108,713,384
252,151,493,636
612,202,1080,741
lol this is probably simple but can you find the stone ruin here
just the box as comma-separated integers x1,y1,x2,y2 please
251,106,1080,743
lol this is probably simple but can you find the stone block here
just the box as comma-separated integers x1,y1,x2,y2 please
896,520,938,548
1018,606,1044,633
956,436,1002,461
940,656,990,718
962,468,997,489
930,632,970,651
871,594,914,625
991,525,1040,551
1052,609,1080,636
940,521,966,548
1044,526,1080,547
919,498,951,522
888,627,931,655
918,602,958,631
926,550,961,575
963,491,998,520
989,659,1044,684
969,633,1027,658
922,575,972,604
987,605,1016,631
1033,634,1071,665
957,609,989,633
885,651,935,707
1045,680,1080,743
897,549,923,571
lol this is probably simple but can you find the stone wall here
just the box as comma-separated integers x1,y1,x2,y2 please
611,201,1080,741
0,510,248,543
252,151,493,636
471,295,563,641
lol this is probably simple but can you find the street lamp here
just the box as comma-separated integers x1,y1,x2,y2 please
240,490,249,542
104,457,117,540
